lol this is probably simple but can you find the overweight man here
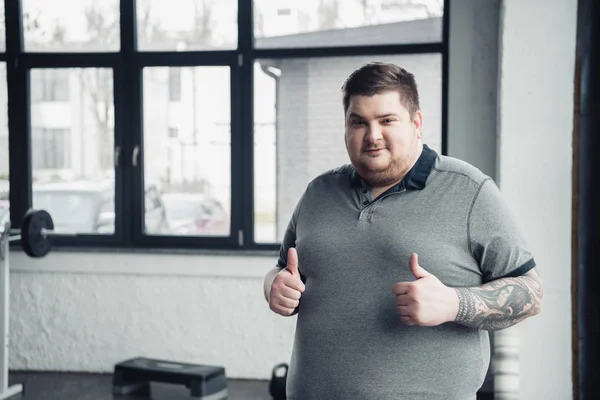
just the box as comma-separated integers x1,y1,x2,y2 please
262,62,544,400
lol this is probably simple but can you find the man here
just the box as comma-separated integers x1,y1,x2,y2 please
262,62,544,399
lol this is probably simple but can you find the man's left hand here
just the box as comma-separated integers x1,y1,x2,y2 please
392,253,459,326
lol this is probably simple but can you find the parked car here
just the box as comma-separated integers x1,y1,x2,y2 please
161,193,229,236
31,180,169,234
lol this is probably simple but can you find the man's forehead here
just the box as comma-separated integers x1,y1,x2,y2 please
346,92,408,116
348,91,403,105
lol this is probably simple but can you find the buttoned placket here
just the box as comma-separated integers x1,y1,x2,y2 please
358,183,407,221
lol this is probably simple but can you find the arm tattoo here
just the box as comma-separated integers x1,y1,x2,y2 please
454,269,544,330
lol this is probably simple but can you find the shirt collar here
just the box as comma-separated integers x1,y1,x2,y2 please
350,144,438,190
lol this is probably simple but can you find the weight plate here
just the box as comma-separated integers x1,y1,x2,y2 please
21,209,53,258
20,210,34,257
269,363,288,400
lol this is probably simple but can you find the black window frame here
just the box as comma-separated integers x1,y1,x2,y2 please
6,0,450,254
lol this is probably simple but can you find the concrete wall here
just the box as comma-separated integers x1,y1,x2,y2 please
496,0,576,399
447,2,501,394
7,2,577,398
9,251,291,378
448,0,500,179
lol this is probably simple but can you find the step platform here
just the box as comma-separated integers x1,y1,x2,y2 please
112,357,227,399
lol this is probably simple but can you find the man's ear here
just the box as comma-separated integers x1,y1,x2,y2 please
413,110,423,138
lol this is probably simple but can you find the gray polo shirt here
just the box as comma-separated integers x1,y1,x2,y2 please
276,144,535,400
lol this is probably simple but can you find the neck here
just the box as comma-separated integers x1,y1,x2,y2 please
370,142,423,198
371,183,398,199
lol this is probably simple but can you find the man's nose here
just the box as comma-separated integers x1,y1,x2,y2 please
365,123,383,143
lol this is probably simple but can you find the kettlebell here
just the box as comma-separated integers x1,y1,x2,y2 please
269,363,288,400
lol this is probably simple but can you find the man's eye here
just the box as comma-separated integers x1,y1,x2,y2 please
381,119,395,124
351,120,365,126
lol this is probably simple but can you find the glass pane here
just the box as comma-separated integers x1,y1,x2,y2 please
137,0,238,51
254,0,444,48
23,0,120,52
30,68,115,235
253,55,442,243
0,64,8,230
143,67,231,236
0,4,5,52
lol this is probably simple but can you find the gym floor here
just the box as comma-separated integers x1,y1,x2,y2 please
9,372,495,399
9,372,271,400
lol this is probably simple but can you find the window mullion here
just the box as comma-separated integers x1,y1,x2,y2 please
119,0,137,246
238,0,254,247
6,0,30,230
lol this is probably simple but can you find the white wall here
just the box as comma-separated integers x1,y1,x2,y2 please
496,0,576,399
10,251,295,379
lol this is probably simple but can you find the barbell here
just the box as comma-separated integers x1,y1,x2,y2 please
0,209,58,258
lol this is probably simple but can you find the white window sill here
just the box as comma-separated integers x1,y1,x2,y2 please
8,249,276,279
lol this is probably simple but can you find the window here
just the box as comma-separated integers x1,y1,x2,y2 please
0,63,8,231
168,128,179,138
136,0,238,51
22,0,120,52
30,69,70,102
254,0,444,48
5,1,448,251
30,67,114,174
0,4,5,52
31,128,71,169
168,67,182,102
143,66,231,238
97,198,114,233
29,68,115,237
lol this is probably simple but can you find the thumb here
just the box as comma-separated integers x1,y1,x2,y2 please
409,253,430,279
286,247,299,275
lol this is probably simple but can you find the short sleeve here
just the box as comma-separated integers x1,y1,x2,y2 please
468,178,536,282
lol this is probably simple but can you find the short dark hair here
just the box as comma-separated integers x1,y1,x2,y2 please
341,62,420,117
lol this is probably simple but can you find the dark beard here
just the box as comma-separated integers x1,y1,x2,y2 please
350,140,422,188
354,160,407,187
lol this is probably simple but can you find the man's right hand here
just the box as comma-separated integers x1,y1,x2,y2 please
269,247,306,316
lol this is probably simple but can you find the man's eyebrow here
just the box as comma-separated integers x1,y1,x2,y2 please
348,112,400,119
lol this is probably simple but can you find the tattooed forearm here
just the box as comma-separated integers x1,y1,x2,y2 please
453,269,544,330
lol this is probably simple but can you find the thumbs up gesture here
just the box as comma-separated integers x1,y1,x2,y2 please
392,253,459,327
269,247,306,316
